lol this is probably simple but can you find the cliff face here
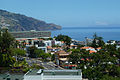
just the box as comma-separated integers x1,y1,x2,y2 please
0,10,62,31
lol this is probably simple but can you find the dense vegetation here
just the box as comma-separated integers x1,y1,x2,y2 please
55,34,72,46
0,29,45,73
68,34,120,80
91,33,105,48
0,29,15,67
0,29,29,73
0,9,61,31
28,46,51,61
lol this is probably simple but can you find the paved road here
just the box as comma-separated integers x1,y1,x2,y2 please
41,62,63,70
25,57,63,70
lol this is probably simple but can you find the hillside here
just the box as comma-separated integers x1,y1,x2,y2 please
0,9,62,31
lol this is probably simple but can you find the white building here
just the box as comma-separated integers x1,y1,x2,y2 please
44,40,52,46
24,69,82,80
11,30,51,39
106,40,116,45
25,40,48,53
55,41,63,46
44,40,63,47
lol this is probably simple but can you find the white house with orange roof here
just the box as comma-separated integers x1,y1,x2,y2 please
16,38,65,53
81,47,98,54
16,38,48,53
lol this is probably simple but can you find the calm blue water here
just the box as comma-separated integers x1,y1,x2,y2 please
51,27,120,41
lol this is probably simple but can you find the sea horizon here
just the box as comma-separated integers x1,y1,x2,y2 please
52,27,120,42
62,26,120,29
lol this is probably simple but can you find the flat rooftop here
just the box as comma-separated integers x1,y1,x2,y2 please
10,31,51,33
25,69,82,76
10,30,51,38
24,69,82,80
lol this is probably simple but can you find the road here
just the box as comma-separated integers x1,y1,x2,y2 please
41,61,63,70
25,57,64,70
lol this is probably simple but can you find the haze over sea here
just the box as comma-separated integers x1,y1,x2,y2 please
52,27,120,42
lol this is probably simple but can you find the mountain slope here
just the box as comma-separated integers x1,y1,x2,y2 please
0,9,62,31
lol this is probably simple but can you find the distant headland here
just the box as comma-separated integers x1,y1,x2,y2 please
0,9,62,31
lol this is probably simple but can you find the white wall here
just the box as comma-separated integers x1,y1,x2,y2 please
24,75,42,80
24,75,82,80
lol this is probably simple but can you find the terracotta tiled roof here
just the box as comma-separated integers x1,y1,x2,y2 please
81,58,90,61
81,47,94,49
89,50,96,53
64,65,77,67
81,58,85,61
32,38,39,40
39,39,44,40
97,47,101,49
58,50,66,54
47,46,52,49
16,40,20,41
24,43,29,45
20,38,27,40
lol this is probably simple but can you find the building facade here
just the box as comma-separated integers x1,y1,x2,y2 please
10,30,51,39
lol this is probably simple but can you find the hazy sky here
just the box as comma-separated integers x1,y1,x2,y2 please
0,0,120,27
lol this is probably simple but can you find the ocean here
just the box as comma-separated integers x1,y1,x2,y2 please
51,27,120,42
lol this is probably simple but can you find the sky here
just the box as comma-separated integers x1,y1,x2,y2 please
0,0,120,27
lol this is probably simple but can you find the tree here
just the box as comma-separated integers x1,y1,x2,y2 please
51,54,55,61
0,30,15,54
34,48,51,61
28,46,38,58
0,30,15,67
55,34,71,46
101,75,120,80
13,48,26,56
68,44,119,79
77,44,84,49
28,46,51,60
14,40,20,48
91,33,105,48
13,48,26,61
39,52,51,61
68,49,89,65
